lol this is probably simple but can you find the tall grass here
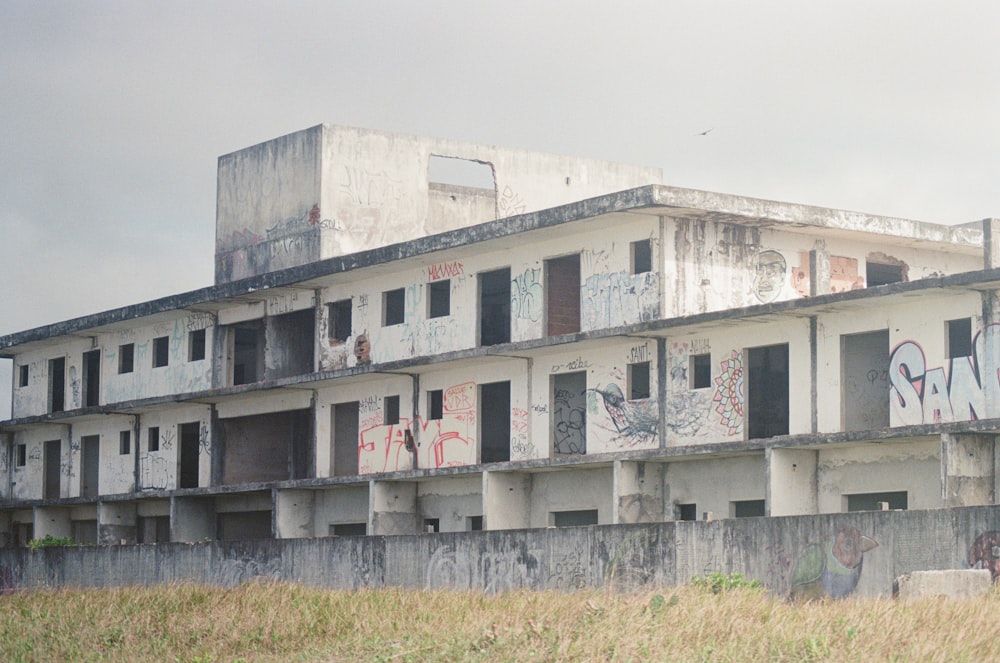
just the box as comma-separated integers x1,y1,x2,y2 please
1,581,998,662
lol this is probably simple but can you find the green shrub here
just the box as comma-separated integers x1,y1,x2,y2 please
690,572,762,594
27,535,80,551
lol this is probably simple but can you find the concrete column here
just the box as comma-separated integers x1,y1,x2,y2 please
809,241,831,296
98,501,137,545
482,470,530,530
941,433,995,507
370,480,419,535
612,460,665,524
171,496,215,542
33,505,71,540
766,447,818,516
275,488,315,539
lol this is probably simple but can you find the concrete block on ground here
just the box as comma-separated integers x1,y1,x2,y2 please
895,570,992,600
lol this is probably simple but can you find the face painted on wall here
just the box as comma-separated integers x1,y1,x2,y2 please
354,334,371,365
753,250,787,303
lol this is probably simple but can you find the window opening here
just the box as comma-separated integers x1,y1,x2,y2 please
328,299,352,343
138,516,170,543
552,371,587,455
479,268,511,346
178,422,200,489
690,353,711,389
867,261,905,286
148,426,160,452
82,349,100,407
268,309,316,380
552,509,598,527
428,280,451,318
16,443,26,467
384,395,400,426
846,491,908,512
746,344,789,439
628,361,650,400
732,500,765,518
428,155,495,189
330,523,367,536
467,515,483,531
545,254,581,336
152,336,169,368
48,357,65,413
188,329,206,361
480,381,511,463
18,364,28,387
81,434,100,498
677,503,697,521
119,430,131,455
383,288,405,326
231,321,264,385
631,239,652,274
332,401,360,476
118,343,134,374
423,518,440,533
842,330,890,431
44,440,60,499
428,390,444,421
947,318,973,358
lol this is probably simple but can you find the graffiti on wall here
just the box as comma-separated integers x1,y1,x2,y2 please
582,269,659,331
788,527,878,600
510,406,534,459
664,340,713,439
968,531,1000,581
791,252,865,297
498,185,526,217
427,261,464,281
752,250,787,303
889,323,1000,425
591,384,657,446
553,387,587,455
511,268,543,322
712,350,744,435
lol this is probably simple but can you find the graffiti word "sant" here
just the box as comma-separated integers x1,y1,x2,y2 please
890,324,1000,425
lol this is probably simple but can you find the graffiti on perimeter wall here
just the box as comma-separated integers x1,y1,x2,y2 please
788,526,878,600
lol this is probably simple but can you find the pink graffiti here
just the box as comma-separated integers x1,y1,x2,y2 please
427,261,465,281
444,382,475,412
511,407,528,434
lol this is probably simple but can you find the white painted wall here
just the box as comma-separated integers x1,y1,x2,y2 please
664,455,766,519
816,439,940,512
528,467,613,527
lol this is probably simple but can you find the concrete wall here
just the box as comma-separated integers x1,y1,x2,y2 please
4,506,1000,599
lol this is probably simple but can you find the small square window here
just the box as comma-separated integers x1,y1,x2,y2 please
188,329,206,362
423,518,440,533
119,431,131,455
690,353,712,389
118,343,134,374
677,503,697,521
428,280,450,318
327,299,352,342
628,362,650,400
383,289,405,326
18,365,28,387
631,239,652,274
16,444,26,467
428,389,444,420
732,499,766,518
147,426,160,452
384,395,400,425
152,337,169,368
467,515,483,531
947,318,972,358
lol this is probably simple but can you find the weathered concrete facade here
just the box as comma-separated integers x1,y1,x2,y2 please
2,126,1000,596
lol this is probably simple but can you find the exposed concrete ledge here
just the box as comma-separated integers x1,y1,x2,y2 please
895,570,992,600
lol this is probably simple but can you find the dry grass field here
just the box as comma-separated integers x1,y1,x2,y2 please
1,580,998,662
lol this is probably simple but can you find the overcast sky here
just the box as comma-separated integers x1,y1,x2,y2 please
2,1,999,418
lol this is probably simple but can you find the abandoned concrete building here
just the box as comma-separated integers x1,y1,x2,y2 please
2,124,999,550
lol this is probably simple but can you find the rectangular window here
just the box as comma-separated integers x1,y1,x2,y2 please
746,344,789,439
866,261,905,286
329,523,367,536
82,349,100,408
428,389,444,420
423,518,440,533
384,395,400,425
15,444,26,467
846,491,908,512
18,364,28,387
947,318,972,358
48,357,65,413
327,299,352,342
428,280,451,318
731,499,766,518
677,503,697,521
480,381,511,463
119,430,131,455
188,329,206,362
467,515,483,531
479,268,511,346
551,509,598,527
147,426,160,452
631,239,652,274
690,353,711,389
545,254,581,336
118,343,134,374
152,336,169,368
628,361,651,400
383,288,405,326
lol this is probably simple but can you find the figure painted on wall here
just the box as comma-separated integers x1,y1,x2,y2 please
591,384,657,445
753,250,786,303
968,531,1000,581
354,333,371,365
788,526,878,600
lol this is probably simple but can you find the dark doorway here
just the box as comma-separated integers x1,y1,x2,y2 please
44,439,61,499
48,357,66,413
552,371,587,455
266,309,316,379
81,435,100,498
480,381,511,463
480,268,511,346
545,254,581,336
179,422,201,489
842,330,890,431
82,350,100,407
230,321,265,386
332,401,360,476
746,344,789,438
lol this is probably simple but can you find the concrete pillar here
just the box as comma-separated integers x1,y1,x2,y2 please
809,241,831,296
98,501,137,545
275,488,315,539
612,460,665,524
33,505,72,540
171,496,215,542
766,447,818,516
370,480,419,535
941,433,995,507
483,470,530,530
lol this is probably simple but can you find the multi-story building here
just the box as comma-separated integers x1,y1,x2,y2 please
1,125,996,549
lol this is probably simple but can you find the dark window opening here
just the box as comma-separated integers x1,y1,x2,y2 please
678,503,697,521
332,401,360,477
428,280,451,318
423,518,440,533
842,330,890,431
48,357,65,413
552,371,587,455
82,349,100,407
148,427,160,452
43,440,60,499
628,361,651,400
383,288,405,326
384,395,400,426
480,381,510,463
746,344,789,439
467,515,483,531
15,443,26,467
732,499,766,518
552,509,598,527
846,491,908,512
217,511,272,541
546,254,581,336
328,299,352,343
691,353,712,389
428,390,444,421
330,522,367,536
479,268,511,346
188,329,206,362
18,364,28,387
138,516,170,543
947,318,973,358
631,239,652,274
118,343,134,374
178,422,200,489
72,520,98,545
152,336,169,368
867,261,905,286
218,409,312,485
267,309,315,379
230,321,264,386
15,523,34,547
119,430,131,455
81,434,100,498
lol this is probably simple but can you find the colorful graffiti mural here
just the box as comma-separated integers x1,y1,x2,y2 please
713,351,744,435
788,526,878,600
968,531,1000,581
